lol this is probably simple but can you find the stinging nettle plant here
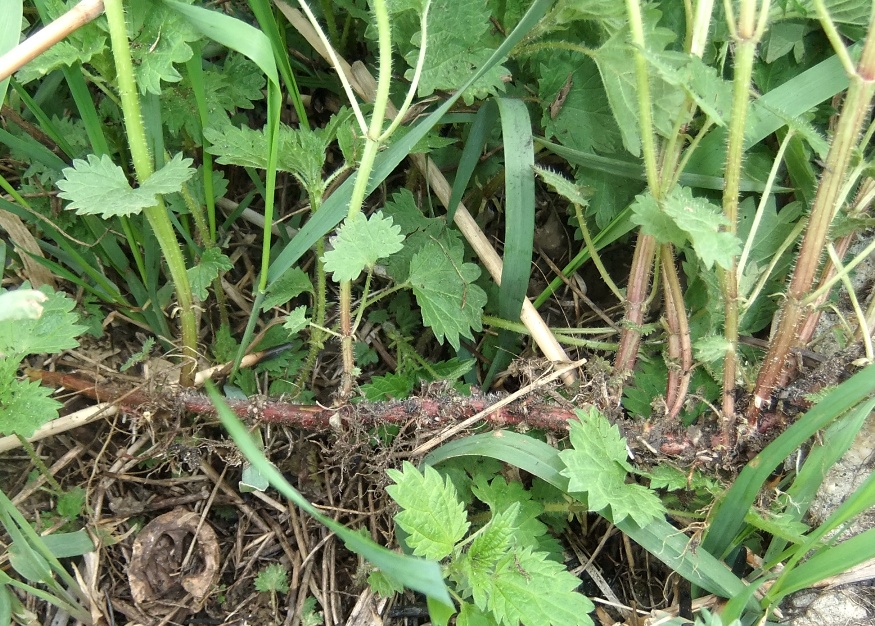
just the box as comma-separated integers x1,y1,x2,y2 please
4,0,875,625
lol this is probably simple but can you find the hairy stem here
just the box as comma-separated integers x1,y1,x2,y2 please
749,9,875,420
720,0,764,440
614,0,662,376
104,0,198,385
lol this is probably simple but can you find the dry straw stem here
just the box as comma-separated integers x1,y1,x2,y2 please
276,1,576,384
0,0,105,82
0,403,118,454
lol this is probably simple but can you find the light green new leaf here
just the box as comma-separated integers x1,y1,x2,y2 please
187,248,233,300
455,503,520,611
662,187,740,269
386,462,470,561
488,547,594,626
534,165,591,207
472,475,549,551
467,503,519,571
409,240,487,349
204,119,345,191
640,49,732,125
0,286,85,357
629,192,686,246
323,212,404,282
282,307,309,335
560,408,665,526
57,153,196,218
694,335,732,363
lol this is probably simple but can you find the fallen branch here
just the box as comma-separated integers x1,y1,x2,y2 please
28,369,719,462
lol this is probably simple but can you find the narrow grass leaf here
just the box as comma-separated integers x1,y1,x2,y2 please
495,97,534,323
770,526,875,599
764,401,872,566
448,99,497,220
246,0,308,127
702,364,875,559
63,65,111,155
0,0,20,105
0,128,68,171
207,384,452,607
536,139,787,193
11,80,76,158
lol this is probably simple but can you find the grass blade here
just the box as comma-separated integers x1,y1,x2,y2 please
702,364,875,559
207,383,452,606
0,0,20,105
447,99,497,221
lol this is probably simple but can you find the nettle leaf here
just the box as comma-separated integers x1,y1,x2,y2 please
662,187,740,269
641,49,732,125
398,0,508,104
0,286,85,358
15,0,106,84
630,187,741,270
534,165,592,207
323,212,404,282
629,192,685,245
409,239,487,350
467,503,519,571
263,267,314,311
487,547,594,626
57,153,196,218
621,356,666,418
560,407,665,526
386,462,470,561
471,476,549,551
0,377,62,438
187,248,233,300
591,7,676,156
204,113,352,191
127,0,200,95
163,53,266,137
455,503,520,611
694,335,731,364
647,464,691,492
380,189,469,284
539,52,620,154
360,372,416,401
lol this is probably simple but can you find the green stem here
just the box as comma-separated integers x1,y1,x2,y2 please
103,0,198,386
337,0,394,396
720,0,761,436
15,435,63,493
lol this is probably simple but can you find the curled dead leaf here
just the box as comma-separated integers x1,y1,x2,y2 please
128,508,220,612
